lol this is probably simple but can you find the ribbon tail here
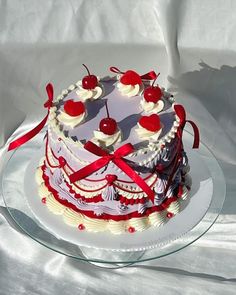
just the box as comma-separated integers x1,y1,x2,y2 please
141,70,157,80
8,113,49,151
114,158,155,203
109,66,124,75
186,120,200,149
69,157,110,183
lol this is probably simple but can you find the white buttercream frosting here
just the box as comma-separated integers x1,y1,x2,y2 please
76,80,103,101
167,200,180,215
35,167,44,185
149,211,166,227
63,208,83,226
117,82,141,97
93,128,122,147
57,110,87,128
140,98,164,113
128,217,148,232
135,123,163,141
101,185,118,201
46,194,66,215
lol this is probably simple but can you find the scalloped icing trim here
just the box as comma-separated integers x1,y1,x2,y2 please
35,161,191,234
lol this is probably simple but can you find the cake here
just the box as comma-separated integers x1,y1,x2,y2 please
9,65,200,234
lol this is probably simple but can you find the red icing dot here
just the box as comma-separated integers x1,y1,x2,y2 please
125,199,130,205
58,138,62,141
130,199,135,205
105,174,118,185
58,156,66,168
128,226,136,233
41,197,46,204
78,224,85,230
167,212,174,218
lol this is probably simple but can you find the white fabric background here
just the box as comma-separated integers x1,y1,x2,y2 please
0,0,236,294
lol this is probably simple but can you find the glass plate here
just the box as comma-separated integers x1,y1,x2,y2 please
0,129,226,266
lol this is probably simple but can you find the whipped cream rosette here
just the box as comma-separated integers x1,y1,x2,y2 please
76,64,103,101
57,99,87,128
93,100,122,147
110,66,158,98
136,113,163,141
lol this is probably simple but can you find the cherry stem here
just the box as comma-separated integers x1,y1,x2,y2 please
151,73,160,87
82,64,91,76
105,100,110,118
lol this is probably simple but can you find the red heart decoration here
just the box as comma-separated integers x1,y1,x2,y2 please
105,174,118,185
120,70,142,86
64,99,85,117
139,114,161,132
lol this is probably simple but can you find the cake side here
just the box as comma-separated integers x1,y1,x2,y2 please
34,67,195,234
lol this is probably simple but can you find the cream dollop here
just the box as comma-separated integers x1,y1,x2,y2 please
135,123,163,141
140,98,164,113
117,82,141,97
93,129,122,147
76,80,103,101
57,110,87,128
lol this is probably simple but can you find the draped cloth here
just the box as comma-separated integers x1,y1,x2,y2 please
0,1,236,294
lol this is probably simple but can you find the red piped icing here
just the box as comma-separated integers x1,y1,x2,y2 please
128,226,135,233
64,99,85,117
41,197,46,204
139,114,161,132
78,224,85,230
41,164,179,222
120,70,142,86
167,212,174,218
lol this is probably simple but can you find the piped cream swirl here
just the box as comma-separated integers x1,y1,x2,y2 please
140,98,164,113
117,82,141,97
76,80,103,101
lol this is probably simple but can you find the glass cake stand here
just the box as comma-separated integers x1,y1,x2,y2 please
0,128,226,268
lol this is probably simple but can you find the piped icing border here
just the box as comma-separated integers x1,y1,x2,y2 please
35,161,190,234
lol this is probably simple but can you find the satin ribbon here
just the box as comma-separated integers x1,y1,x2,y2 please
173,104,200,149
8,83,54,151
69,141,155,203
110,66,157,81
164,104,200,195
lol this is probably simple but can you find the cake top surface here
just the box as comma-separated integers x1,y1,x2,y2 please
51,66,178,156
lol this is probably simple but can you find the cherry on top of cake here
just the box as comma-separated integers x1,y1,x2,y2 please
54,65,175,148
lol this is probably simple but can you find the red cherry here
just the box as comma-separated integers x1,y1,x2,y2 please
105,174,118,185
144,86,162,103
139,114,161,132
82,75,98,89
58,156,66,168
78,224,85,230
64,100,85,117
82,64,98,89
120,70,142,86
99,118,117,135
167,212,174,218
128,226,136,233
41,197,46,204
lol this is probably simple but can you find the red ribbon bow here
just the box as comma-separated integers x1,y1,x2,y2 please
8,83,54,151
69,141,155,203
110,66,157,81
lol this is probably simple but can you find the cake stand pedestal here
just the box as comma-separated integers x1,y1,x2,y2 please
0,129,226,268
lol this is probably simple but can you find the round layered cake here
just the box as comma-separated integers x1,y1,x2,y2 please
35,65,197,234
